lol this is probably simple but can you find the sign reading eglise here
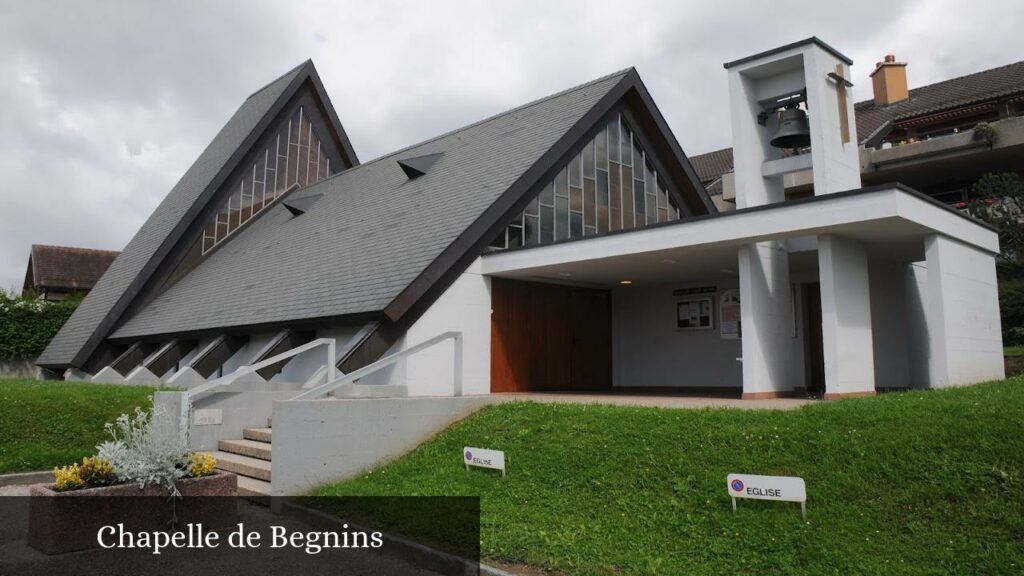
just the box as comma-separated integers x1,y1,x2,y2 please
728,473,806,518
463,447,505,476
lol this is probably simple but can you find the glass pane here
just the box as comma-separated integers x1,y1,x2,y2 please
596,128,608,170
508,225,523,248
607,118,619,164
635,180,646,223
525,214,540,246
622,166,634,228
645,160,656,193
570,212,583,238
609,164,621,231
596,169,609,233
554,167,568,198
555,195,568,240
584,225,597,236
489,230,507,249
583,178,596,228
541,205,554,243
569,154,582,188
583,139,595,176
659,181,670,209
646,193,658,223
526,196,539,216
540,181,554,206
658,207,669,223
620,122,632,167
633,140,644,175
569,186,583,212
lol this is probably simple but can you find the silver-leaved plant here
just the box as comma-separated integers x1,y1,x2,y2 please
97,406,190,496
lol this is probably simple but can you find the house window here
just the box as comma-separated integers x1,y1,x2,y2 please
491,113,682,250
201,106,332,254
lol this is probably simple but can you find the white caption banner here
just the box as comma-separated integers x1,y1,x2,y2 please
463,447,505,476
727,473,807,518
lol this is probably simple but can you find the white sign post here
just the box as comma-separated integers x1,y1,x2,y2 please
463,447,505,477
727,473,807,519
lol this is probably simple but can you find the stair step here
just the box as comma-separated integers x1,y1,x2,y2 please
243,427,273,442
236,475,271,498
219,438,272,461
212,450,271,482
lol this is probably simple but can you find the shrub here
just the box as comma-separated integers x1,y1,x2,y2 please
0,292,80,361
189,452,217,478
53,464,84,492
77,456,116,487
97,407,190,496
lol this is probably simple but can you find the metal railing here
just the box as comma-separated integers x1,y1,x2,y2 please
290,331,463,401
186,337,337,401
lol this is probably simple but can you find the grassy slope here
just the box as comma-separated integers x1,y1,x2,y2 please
0,378,156,473
316,380,1024,576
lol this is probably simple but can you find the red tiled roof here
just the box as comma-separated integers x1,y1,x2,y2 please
27,244,120,292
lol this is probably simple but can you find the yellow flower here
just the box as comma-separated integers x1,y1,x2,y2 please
189,452,217,477
53,464,85,491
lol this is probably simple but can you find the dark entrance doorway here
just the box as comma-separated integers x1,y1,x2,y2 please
491,278,611,392
804,282,826,396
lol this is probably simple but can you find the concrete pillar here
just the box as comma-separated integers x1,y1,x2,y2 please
738,241,795,398
818,235,875,398
924,234,1004,387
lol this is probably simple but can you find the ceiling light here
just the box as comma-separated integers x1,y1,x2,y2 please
661,259,678,264
558,272,572,277
620,280,633,285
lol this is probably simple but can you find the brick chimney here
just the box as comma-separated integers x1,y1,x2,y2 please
870,54,909,106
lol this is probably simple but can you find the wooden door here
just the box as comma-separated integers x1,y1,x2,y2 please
805,283,825,396
569,289,611,390
490,278,610,392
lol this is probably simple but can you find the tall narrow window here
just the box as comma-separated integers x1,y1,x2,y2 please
491,112,684,249
201,105,332,254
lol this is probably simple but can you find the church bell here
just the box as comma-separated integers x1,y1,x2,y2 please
769,106,811,149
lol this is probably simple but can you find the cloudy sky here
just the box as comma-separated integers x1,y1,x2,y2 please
1,0,1022,291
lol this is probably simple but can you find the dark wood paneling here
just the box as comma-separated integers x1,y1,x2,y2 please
109,341,156,375
144,338,197,378
491,278,610,393
251,329,314,380
188,334,246,378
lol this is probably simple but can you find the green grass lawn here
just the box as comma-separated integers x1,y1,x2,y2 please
0,378,156,473
316,380,1024,576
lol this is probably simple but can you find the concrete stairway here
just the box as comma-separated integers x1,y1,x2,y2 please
213,421,273,498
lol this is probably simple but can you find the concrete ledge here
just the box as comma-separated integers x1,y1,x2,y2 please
823,390,876,400
741,391,795,400
0,470,52,487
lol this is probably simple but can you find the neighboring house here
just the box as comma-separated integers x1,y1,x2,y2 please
22,244,120,301
37,39,1002,402
692,56,1024,211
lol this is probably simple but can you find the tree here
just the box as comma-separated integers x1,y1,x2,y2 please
968,172,1024,266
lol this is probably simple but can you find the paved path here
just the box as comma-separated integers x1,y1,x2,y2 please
492,392,813,410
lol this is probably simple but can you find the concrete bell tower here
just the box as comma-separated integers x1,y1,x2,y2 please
725,37,861,208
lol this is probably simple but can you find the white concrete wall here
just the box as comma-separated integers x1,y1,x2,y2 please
738,240,796,397
271,396,501,496
868,261,912,389
818,234,875,396
365,259,492,396
272,326,359,384
924,234,1004,386
905,263,932,388
612,281,742,389
221,332,276,375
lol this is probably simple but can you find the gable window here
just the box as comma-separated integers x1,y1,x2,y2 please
200,106,332,254
491,113,681,249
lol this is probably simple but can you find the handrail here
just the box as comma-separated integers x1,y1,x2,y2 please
186,337,337,400
291,331,463,401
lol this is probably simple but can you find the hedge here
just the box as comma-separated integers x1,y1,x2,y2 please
0,293,80,361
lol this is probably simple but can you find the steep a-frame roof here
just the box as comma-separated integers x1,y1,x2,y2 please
38,61,358,369
110,68,712,340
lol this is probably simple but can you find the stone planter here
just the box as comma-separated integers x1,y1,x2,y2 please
28,471,238,554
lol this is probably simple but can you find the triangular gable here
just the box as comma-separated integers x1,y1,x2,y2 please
382,68,713,322
38,60,358,369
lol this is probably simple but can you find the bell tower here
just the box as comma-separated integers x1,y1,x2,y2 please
724,37,861,208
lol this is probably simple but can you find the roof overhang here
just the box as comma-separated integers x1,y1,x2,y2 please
480,184,998,286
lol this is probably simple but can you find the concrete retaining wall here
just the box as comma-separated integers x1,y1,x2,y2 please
271,396,502,496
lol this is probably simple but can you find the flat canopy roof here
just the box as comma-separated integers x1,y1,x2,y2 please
480,184,997,288
723,37,854,69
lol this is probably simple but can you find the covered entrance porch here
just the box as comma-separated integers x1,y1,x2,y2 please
480,185,1004,399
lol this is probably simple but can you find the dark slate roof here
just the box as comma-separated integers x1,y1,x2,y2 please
25,245,120,291
112,70,635,339
690,59,1024,193
38,62,326,367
